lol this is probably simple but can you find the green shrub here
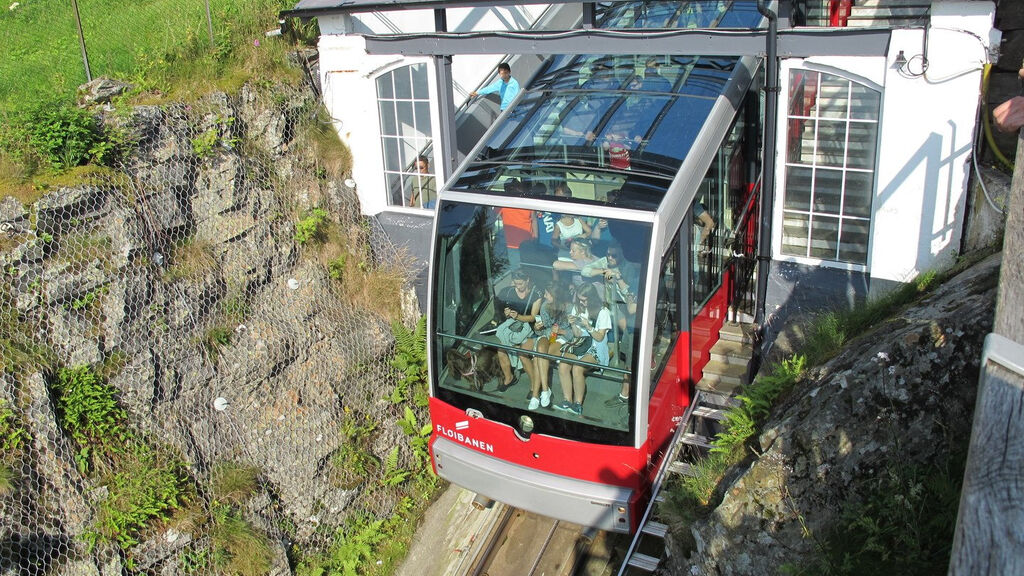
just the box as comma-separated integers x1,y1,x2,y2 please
210,504,273,576
90,452,188,549
204,325,233,357
0,463,15,497
51,365,133,474
211,462,260,505
294,208,329,245
0,399,30,463
0,307,56,374
14,101,108,170
803,450,965,576
331,409,379,487
390,316,428,406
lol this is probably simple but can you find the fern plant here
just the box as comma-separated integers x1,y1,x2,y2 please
390,316,428,406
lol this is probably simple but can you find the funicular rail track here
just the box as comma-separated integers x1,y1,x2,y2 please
465,505,621,576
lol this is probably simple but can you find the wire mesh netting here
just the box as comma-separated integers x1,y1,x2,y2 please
0,79,432,575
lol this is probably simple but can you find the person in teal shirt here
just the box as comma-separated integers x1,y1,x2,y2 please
471,62,521,112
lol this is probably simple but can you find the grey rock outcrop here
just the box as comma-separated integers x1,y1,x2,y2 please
667,255,1000,575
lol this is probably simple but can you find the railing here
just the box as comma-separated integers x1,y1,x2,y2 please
723,174,762,321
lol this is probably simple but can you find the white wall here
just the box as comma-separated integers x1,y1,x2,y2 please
316,6,549,215
773,1,995,287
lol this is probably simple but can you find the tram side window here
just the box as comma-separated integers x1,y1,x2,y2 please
650,235,681,388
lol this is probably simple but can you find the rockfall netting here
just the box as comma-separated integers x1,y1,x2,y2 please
0,80,428,575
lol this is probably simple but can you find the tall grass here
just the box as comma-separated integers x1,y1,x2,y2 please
0,0,296,112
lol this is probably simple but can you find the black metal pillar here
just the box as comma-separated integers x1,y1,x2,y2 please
433,8,460,179
754,0,778,327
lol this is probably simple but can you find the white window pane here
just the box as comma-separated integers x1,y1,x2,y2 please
383,137,400,172
843,171,873,218
809,215,840,259
377,72,394,99
397,101,417,139
818,75,849,119
847,122,878,170
815,120,847,167
788,70,819,117
387,173,405,205
838,219,870,264
395,67,413,99
379,101,397,136
813,169,843,214
415,101,432,134
412,63,428,99
849,84,880,120
782,211,810,257
784,166,813,211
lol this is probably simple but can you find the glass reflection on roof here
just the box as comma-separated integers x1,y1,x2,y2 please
449,56,737,209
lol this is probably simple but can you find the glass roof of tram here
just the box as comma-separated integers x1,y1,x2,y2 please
447,3,765,210
448,55,740,210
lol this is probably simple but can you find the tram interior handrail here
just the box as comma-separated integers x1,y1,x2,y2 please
437,331,630,376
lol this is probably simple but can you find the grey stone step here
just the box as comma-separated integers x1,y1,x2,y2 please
692,405,727,421
709,339,753,365
718,322,756,344
642,521,669,539
667,460,696,476
681,432,712,450
701,359,747,383
627,552,661,572
697,390,741,409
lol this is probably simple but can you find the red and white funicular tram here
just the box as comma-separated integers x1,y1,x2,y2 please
429,3,766,534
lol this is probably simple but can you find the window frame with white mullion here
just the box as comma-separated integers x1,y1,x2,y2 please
776,66,881,270
377,62,436,209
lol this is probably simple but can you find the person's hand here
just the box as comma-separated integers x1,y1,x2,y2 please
994,95,1024,133
470,91,478,97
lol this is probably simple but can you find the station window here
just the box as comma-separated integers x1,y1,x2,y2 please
377,63,435,209
781,70,879,265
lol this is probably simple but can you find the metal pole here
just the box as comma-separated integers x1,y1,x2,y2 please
433,8,460,179
205,0,215,47
754,0,778,327
70,0,92,83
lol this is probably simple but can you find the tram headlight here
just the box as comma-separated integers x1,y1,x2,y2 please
516,415,534,440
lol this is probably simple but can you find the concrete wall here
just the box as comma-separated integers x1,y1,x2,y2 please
316,6,548,215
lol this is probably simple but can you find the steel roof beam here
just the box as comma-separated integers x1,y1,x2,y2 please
360,27,891,58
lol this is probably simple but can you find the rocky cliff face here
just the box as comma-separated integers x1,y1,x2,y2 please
1,80,418,574
666,254,999,575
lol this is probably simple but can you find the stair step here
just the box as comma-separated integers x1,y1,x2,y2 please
697,376,744,396
692,405,727,421
709,339,753,365
627,552,661,572
718,322,756,344
697,390,741,409
667,460,696,476
641,521,669,539
701,359,747,382
681,432,712,449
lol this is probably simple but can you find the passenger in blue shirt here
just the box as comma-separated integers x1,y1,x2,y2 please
471,63,521,112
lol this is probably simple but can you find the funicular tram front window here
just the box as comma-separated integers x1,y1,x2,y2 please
433,201,650,445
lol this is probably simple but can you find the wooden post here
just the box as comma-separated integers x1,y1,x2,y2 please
948,114,1024,575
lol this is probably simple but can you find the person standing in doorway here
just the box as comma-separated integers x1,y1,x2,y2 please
471,63,521,113
407,155,436,208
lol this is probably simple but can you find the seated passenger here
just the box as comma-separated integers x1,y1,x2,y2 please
552,238,600,290
491,270,542,390
554,284,612,417
519,281,571,410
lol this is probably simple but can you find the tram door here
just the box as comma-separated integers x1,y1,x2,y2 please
689,89,761,382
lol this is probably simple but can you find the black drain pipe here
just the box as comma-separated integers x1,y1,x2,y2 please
754,0,778,328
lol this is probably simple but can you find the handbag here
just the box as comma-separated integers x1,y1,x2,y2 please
560,335,593,357
496,317,531,346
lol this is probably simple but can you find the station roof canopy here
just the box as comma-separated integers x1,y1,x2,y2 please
281,0,893,57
